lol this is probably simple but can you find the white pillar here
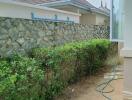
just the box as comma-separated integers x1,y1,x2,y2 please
120,0,132,99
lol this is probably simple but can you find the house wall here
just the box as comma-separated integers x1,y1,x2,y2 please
57,6,79,13
80,13,96,25
120,0,132,99
80,13,109,25
123,1,132,49
52,6,109,25
95,13,109,25
0,1,80,23
55,7,97,25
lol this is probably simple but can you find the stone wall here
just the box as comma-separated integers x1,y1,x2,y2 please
0,17,109,57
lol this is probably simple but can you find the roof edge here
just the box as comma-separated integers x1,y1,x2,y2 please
38,0,109,16
38,1,91,12
0,0,81,16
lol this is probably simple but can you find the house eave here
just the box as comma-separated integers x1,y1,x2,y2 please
38,1,91,12
91,8,110,17
0,0,81,16
39,1,110,16
94,11,110,17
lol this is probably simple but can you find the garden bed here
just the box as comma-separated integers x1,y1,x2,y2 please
0,39,111,100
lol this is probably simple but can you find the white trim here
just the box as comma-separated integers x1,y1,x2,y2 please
110,39,124,42
0,0,81,16
38,0,70,6
123,91,132,100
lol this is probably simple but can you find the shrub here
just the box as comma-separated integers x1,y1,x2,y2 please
32,39,111,98
0,54,45,100
0,39,111,100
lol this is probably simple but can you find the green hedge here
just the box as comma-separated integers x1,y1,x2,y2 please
0,39,111,100
0,55,45,100
32,39,111,99
33,39,110,76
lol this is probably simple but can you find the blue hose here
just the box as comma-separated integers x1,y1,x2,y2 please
96,65,123,100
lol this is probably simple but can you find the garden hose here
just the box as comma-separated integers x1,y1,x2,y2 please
96,65,123,100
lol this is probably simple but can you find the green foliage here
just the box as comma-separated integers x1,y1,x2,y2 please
0,39,111,100
32,39,111,85
0,54,45,100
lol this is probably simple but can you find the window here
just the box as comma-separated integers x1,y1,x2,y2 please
111,0,124,41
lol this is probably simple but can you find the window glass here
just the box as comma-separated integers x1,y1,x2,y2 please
111,0,124,41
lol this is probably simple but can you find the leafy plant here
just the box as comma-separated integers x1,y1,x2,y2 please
32,39,111,91
0,54,45,100
0,39,111,100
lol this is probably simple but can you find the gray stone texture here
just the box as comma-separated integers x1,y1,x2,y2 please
0,17,109,57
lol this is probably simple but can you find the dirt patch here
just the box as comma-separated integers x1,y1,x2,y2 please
55,66,123,100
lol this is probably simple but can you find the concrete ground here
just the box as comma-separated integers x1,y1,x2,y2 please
56,66,123,100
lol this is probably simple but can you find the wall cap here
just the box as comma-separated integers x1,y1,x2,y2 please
120,48,132,57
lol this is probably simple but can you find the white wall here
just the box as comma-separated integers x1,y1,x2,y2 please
123,0,132,48
120,0,132,98
0,1,80,23
123,0,132,92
